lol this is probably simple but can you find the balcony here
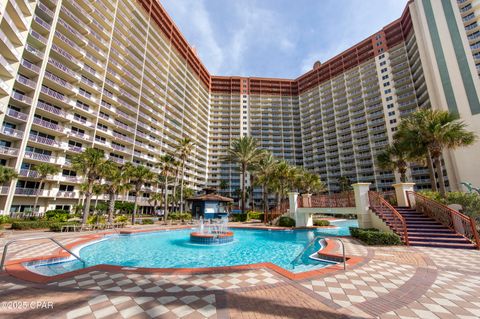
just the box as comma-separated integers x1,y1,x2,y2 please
0,146,19,157
24,151,52,162
33,117,65,133
10,91,33,106
20,59,41,75
6,108,28,121
29,134,60,147
14,188,49,196
19,169,40,178
1,126,24,139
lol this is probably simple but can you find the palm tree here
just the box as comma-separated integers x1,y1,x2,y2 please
222,137,265,214
72,148,106,224
92,183,103,210
176,138,195,213
158,154,176,220
396,109,477,195
298,171,326,194
0,166,17,184
101,161,131,223
32,163,60,214
128,165,155,225
271,161,292,207
254,152,277,222
219,180,229,192
337,176,352,192
149,192,163,216
247,162,259,210
377,141,418,182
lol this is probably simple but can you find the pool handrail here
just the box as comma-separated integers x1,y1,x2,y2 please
1,237,86,270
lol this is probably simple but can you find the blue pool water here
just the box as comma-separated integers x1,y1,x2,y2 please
26,219,357,276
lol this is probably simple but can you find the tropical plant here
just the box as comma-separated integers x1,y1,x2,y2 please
298,171,326,194
158,154,177,220
128,165,155,225
254,152,277,222
92,183,104,210
377,141,418,182
0,166,18,184
32,163,60,214
219,180,229,192
101,161,131,223
337,176,353,192
149,192,163,215
396,109,477,195
271,160,295,207
176,138,195,213
222,137,265,214
71,148,106,224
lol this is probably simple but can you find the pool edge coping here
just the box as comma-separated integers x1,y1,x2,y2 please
4,228,364,283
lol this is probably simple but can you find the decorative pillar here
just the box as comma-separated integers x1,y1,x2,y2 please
352,183,371,228
288,192,299,226
392,183,415,207
301,193,312,208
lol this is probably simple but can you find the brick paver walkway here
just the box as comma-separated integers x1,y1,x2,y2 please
1,229,479,318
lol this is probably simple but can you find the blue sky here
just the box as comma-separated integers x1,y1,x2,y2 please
161,0,408,79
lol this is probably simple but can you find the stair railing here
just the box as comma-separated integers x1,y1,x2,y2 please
406,191,480,249
368,191,409,246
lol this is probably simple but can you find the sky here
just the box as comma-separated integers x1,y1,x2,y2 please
161,0,409,79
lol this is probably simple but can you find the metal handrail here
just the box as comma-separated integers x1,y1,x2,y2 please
407,191,480,249
1,237,86,270
291,236,346,270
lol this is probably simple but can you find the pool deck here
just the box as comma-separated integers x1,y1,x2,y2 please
1,225,480,318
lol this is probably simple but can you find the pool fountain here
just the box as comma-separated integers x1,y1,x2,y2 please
190,217,234,244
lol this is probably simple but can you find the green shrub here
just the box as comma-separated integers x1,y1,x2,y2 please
278,216,295,227
313,219,330,226
11,220,57,230
87,215,106,225
49,222,80,232
140,218,154,224
0,215,11,224
115,202,134,214
115,215,128,223
168,213,192,220
231,213,247,222
45,209,70,222
247,211,264,221
349,227,401,245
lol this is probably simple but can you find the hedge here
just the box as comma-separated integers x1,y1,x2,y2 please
49,222,80,232
349,227,401,245
140,218,154,224
11,220,59,230
168,213,192,220
45,209,70,222
231,213,247,222
313,220,330,227
278,216,295,227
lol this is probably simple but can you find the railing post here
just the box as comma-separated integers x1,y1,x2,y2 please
353,183,371,228
392,183,415,207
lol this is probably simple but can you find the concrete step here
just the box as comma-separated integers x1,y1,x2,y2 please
408,236,471,243
409,241,477,249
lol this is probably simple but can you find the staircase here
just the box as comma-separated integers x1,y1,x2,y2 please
395,207,477,249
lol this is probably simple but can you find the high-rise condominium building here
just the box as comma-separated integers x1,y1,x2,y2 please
0,0,479,214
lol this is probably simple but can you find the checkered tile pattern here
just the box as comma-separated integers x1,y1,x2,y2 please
66,293,217,319
49,269,283,292
378,270,480,319
301,260,415,308
416,246,480,270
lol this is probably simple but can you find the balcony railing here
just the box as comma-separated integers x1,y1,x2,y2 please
1,126,24,138
6,108,28,121
29,134,60,147
0,146,18,156
33,117,64,132
24,151,52,162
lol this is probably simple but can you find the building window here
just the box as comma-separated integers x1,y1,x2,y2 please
386,96,393,101
382,75,389,80
381,68,388,73
390,119,397,124
384,89,391,94
387,103,394,109
383,82,390,87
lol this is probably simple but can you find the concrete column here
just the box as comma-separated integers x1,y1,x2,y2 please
393,183,415,207
288,192,299,226
301,193,312,208
352,183,371,228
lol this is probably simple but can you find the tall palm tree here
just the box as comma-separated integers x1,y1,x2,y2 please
298,171,326,194
176,138,195,213
222,137,265,214
377,141,418,182
32,163,60,214
271,160,292,207
396,109,477,195
149,192,163,216
101,161,131,223
72,148,106,224
92,183,103,210
128,165,155,225
254,152,277,222
158,154,176,220
247,162,259,210
337,176,352,193
0,166,17,184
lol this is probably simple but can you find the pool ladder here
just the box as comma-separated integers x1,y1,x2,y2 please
291,237,346,271
1,237,86,271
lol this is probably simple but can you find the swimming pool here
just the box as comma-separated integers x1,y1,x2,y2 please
25,219,357,276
